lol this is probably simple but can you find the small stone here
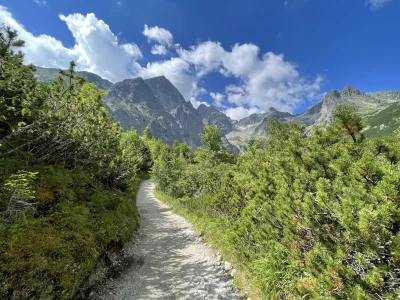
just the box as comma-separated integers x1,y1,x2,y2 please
224,261,233,271
230,268,237,277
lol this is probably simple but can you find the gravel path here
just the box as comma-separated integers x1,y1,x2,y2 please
98,180,242,300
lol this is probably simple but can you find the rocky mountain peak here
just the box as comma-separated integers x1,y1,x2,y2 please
197,104,233,135
197,104,219,117
34,66,399,152
341,85,364,97
325,90,341,99
144,76,186,112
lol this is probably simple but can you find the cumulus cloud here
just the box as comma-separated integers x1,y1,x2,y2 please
59,13,142,82
151,44,168,55
366,0,392,10
0,6,142,82
1,5,323,120
210,92,225,108
178,41,322,113
143,24,173,46
224,106,263,121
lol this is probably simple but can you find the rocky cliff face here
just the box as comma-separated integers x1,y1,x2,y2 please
226,107,295,151
226,85,399,150
144,76,186,112
197,104,233,135
35,67,399,152
103,75,238,151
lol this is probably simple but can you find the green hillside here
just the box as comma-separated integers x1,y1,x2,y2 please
364,102,400,137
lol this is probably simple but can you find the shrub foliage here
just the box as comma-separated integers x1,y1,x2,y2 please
151,112,400,299
0,26,149,299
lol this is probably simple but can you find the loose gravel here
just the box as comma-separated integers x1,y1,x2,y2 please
97,180,242,300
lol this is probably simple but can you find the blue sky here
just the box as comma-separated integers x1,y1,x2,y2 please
0,0,399,119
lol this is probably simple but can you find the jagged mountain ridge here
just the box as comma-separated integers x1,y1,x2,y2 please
34,66,239,152
35,67,400,152
226,85,400,150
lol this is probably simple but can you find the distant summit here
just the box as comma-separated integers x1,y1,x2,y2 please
34,67,400,151
341,85,364,97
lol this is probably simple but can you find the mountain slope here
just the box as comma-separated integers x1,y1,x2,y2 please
104,77,167,133
363,102,400,137
144,76,186,112
35,66,399,151
34,66,238,151
197,104,233,135
227,85,399,149
35,66,113,90
226,107,295,150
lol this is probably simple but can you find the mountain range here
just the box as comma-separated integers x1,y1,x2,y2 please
35,67,400,151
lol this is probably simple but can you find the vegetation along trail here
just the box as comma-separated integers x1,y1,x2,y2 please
97,180,242,300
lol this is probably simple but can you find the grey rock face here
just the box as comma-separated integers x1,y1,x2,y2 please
368,91,400,102
104,75,238,151
227,85,399,149
171,102,204,148
197,104,233,135
254,108,293,135
35,66,399,151
294,102,323,126
104,78,166,133
144,76,186,112
341,85,364,98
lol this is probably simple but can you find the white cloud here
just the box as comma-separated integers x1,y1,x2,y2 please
0,6,75,69
1,5,323,120
0,6,142,82
33,0,47,6
59,13,142,82
178,41,322,114
151,44,168,55
366,0,393,10
143,24,173,46
210,92,225,107
224,106,263,121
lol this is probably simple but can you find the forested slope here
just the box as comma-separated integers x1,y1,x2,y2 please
0,27,151,299
150,110,400,299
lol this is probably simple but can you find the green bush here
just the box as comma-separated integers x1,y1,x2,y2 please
0,26,149,299
0,164,142,300
151,115,400,299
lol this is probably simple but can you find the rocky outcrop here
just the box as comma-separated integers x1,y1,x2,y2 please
144,76,186,112
103,75,238,151
197,104,233,135
35,67,399,151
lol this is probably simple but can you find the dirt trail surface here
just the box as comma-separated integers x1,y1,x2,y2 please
97,180,242,300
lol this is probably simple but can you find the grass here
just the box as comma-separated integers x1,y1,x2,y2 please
0,160,148,300
153,189,263,300
364,102,400,137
